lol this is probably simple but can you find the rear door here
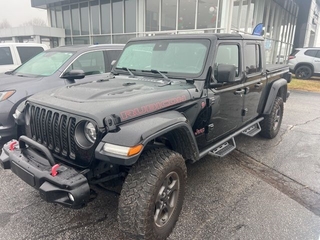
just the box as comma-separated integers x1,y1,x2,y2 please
242,41,266,123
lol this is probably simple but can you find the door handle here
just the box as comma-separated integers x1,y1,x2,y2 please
234,89,245,95
255,82,263,88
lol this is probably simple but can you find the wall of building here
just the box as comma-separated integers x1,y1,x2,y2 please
44,0,299,63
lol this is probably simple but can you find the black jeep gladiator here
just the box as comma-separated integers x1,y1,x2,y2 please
1,34,291,239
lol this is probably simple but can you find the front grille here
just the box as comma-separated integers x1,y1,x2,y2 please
28,104,77,160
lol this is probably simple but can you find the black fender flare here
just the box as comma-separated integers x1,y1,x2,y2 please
95,111,199,165
263,78,287,115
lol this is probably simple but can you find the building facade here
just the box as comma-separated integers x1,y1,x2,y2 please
294,0,320,48
31,0,299,64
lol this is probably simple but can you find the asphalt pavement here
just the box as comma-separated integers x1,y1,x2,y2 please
0,90,320,240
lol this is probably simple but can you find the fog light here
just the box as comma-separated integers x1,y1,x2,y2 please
68,193,75,202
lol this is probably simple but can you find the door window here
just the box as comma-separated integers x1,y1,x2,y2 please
305,50,317,57
214,44,240,77
0,47,13,65
244,44,261,74
315,51,320,58
67,51,106,75
17,46,44,63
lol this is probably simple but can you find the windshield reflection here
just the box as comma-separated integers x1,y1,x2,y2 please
13,51,74,77
116,40,210,78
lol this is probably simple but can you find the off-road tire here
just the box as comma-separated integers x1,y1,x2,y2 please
118,148,187,240
295,65,312,79
260,96,284,139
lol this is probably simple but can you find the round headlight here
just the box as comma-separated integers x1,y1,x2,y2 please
75,120,97,149
84,121,96,143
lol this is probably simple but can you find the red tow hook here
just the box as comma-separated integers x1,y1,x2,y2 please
51,164,60,177
9,141,18,151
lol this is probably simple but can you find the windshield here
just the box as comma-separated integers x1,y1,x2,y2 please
116,39,210,77
13,51,74,77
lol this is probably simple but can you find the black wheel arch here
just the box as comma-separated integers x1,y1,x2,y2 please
294,62,314,74
262,78,288,115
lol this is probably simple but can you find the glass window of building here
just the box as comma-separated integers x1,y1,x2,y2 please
73,37,90,45
67,51,105,75
178,0,196,30
80,3,89,35
56,7,63,28
246,0,255,33
125,0,136,33
93,36,111,44
197,0,219,29
113,34,135,44
231,0,241,30
101,0,111,34
146,0,160,31
162,0,177,31
90,0,100,34
71,4,80,36
50,10,56,27
112,0,124,33
62,6,71,35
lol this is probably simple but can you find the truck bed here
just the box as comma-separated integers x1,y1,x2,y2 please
266,64,289,73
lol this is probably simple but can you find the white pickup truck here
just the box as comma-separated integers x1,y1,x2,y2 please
0,43,48,73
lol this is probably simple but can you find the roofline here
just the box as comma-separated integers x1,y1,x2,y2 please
128,33,264,43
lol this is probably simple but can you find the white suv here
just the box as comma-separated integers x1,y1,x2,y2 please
288,48,320,79
0,43,48,73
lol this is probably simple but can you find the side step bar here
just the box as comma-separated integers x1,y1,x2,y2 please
242,122,261,137
199,117,264,159
209,138,236,157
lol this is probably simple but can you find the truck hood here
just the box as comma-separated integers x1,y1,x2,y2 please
28,76,194,127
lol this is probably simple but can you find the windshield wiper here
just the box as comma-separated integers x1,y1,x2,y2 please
116,67,136,77
150,69,169,80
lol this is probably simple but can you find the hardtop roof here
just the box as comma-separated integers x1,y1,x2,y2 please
128,33,264,42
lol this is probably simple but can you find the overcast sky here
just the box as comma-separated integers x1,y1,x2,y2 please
0,0,47,27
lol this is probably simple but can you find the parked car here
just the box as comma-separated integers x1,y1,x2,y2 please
0,43,48,73
288,47,320,79
0,44,124,142
0,34,291,239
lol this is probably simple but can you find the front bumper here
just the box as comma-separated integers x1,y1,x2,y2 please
0,100,16,142
0,136,90,209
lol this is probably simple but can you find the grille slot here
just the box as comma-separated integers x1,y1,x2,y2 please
29,105,76,160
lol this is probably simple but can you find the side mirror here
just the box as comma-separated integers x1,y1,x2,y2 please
61,69,85,80
4,70,13,75
111,60,117,66
216,64,236,83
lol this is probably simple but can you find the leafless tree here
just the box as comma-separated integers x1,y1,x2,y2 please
21,18,47,27
0,19,11,29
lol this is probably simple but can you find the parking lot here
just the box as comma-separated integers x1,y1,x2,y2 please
0,90,320,240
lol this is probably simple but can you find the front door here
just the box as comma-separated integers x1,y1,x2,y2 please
206,42,244,143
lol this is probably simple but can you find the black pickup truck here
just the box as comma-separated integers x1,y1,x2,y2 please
0,34,291,239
